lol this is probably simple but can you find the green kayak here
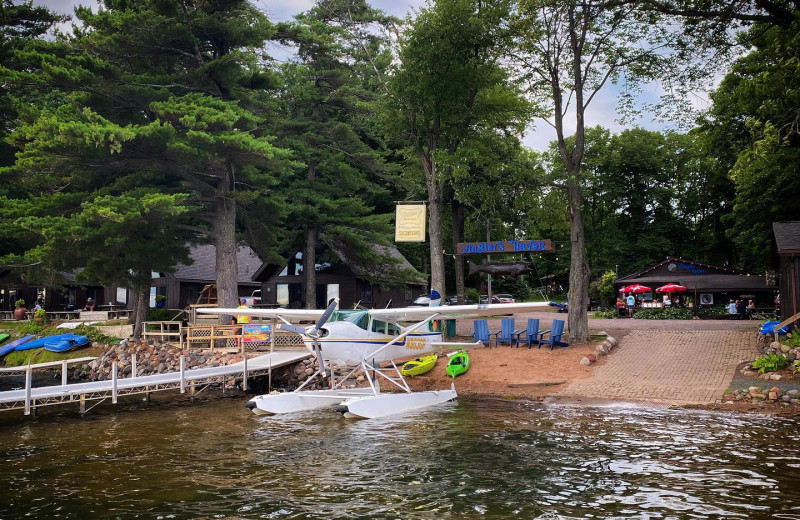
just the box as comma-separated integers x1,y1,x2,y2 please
446,350,470,378
0,333,9,344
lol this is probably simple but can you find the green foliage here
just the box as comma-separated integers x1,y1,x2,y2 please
465,288,481,303
696,306,729,318
14,299,24,307
590,270,617,308
592,309,618,319
147,308,181,322
33,308,46,319
632,308,693,320
751,353,790,374
2,347,98,368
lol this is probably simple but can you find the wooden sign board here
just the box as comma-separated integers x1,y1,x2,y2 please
456,239,553,255
395,204,426,242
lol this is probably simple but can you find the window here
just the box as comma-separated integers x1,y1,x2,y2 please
327,284,339,303
277,284,289,307
359,281,374,303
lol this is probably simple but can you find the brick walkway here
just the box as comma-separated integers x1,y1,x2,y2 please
551,330,757,405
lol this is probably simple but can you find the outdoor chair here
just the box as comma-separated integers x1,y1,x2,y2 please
514,318,543,348
493,317,518,347
472,319,493,347
539,319,569,350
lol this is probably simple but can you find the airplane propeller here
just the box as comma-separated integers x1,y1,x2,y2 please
277,298,339,378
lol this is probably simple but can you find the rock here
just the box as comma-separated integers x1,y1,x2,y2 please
791,399,800,405
595,347,606,357
780,344,790,353
769,386,782,394
769,374,782,381
601,340,612,351
769,341,782,351
304,368,314,375
787,389,799,396
587,353,597,363
356,375,365,383
580,357,591,366
768,391,778,401
606,336,617,347
782,395,791,402
157,362,166,372
748,386,761,394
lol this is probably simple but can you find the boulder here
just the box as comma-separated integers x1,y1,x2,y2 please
606,336,617,347
769,374,782,381
780,344,790,353
580,357,591,366
587,353,597,363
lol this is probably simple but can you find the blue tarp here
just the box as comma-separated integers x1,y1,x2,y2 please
760,320,789,335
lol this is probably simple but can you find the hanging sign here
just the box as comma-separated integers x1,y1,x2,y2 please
456,239,553,255
395,204,426,242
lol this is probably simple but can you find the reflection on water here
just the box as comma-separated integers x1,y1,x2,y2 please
1,397,799,519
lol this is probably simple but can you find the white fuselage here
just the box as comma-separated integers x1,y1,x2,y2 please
303,317,443,366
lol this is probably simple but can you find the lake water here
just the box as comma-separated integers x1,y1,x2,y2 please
1,396,799,519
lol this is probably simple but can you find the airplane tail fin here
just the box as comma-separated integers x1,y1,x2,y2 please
468,261,478,276
429,289,442,307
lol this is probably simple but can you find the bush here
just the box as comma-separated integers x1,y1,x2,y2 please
751,353,790,374
34,308,46,319
697,306,729,319
632,308,693,320
465,288,480,304
15,299,25,307
147,308,181,322
592,309,617,319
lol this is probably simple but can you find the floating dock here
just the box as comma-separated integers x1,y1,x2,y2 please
0,350,310,416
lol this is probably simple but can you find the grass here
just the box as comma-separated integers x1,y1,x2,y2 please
3,346,102,367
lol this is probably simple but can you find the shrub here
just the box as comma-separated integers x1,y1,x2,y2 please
34,308,46,319
632,308,693,320
751,353,790,374
697,306,729,319
592,309,617,319
147,308,181,322
15,299,25,307
465,288,480,303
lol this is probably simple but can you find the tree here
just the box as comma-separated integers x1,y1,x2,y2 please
3,0,291,322
387,0,530,298
275,0,400,309
511,0,706,341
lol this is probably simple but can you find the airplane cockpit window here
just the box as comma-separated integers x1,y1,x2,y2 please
371,319,387,333
330,310,369,330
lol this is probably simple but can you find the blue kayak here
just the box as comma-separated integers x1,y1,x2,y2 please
0,335,35,357
14,336,52,351
44,334,90,353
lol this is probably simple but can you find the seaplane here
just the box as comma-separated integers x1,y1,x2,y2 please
197,291,550,419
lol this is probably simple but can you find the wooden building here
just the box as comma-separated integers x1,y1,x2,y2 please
774,222,800,321
614,257,777,309
152,244,262,309
254,245,427,309
0,268,124,313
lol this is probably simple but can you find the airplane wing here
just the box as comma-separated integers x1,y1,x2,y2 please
195,307,326,321
366,301,552,321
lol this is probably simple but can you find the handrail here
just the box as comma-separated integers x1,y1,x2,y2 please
774,311,800,342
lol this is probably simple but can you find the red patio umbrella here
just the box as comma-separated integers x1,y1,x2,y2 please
656,283,687,293
619,284,652,294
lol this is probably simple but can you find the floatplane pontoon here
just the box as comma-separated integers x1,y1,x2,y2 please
197,292,550,419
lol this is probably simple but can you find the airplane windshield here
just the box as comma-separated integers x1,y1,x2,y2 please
329,310,370,330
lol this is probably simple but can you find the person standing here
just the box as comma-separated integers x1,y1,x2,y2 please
737,299,747,320
626,293,635,318
728,299,737,317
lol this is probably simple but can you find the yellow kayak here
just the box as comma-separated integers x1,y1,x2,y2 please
401,354,438,377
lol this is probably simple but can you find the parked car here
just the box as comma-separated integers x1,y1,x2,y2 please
479,295,501,304
494,293,515,303
446,296,472,305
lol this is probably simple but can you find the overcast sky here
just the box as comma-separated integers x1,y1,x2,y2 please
34,0,693,151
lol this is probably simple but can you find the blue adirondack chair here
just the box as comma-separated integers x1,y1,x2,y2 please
539,319,568,350
472,319,493,346
514,318,543,348
493,318,517,346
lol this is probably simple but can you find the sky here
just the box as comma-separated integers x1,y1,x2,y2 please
35,0,702,151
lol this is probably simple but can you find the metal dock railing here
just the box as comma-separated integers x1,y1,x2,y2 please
0,350,311,416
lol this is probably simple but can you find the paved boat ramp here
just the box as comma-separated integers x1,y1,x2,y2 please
0,350,310,416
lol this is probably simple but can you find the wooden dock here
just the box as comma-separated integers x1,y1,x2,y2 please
0,350,310,416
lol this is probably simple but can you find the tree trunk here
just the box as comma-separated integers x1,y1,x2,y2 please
215,191,238,324
567,182,590,342
130,283,149,339
427,178,445,298
451,202,466,303
303,228,317,309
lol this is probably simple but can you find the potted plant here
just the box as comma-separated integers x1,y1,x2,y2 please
13,299,27,320
34,308,47,324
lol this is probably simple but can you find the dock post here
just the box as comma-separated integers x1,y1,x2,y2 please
180,355,186,393
112,361,118,404
242,348,248,392
24,365,32,416
268,358,272,393
132,353,137,378
190,380,195,398
270,318,275,353
61,360,68,386
79,394,85,415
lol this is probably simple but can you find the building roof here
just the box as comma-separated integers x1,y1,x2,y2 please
172,244,262,285
615,274,772,291
253,244,426,286
616,257,744,281
773,222,800,254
